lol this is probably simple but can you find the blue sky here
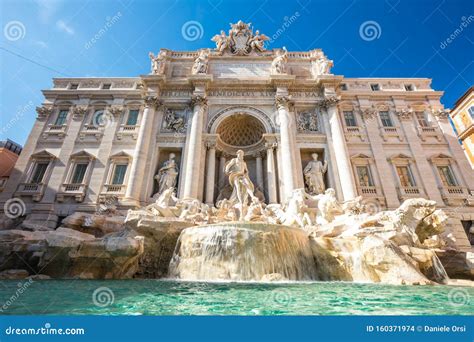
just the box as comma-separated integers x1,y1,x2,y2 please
1,0,473,145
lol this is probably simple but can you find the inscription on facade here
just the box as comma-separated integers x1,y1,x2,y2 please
212,62,271,78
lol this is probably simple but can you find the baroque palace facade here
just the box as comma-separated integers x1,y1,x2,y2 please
1,22,473,250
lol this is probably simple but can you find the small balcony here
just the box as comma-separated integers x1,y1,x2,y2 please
380,126,403,142
41,124,67,140
116,124,139,140
344,126,366,142
99,184,126,203
359,186,380,196
397,186,423,200
56,183,87,202
439,186,473,206
417,125,442,142
15,183,46,202
78,124,104,141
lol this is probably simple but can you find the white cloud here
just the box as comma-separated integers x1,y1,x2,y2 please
34,40,48,48
56,20,74,35
35,0,61,23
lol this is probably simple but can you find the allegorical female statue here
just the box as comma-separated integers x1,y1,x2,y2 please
303,153,328,195
155,153,179,196
224,150,257,220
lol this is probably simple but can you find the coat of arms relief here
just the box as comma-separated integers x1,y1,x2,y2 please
211,21,269,55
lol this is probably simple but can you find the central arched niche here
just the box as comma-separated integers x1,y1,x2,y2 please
217,113,266,147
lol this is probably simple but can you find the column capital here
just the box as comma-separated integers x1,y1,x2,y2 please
190,94,208,107
72,105,88,121
395,108,413,121
431,108,450,120
36,105,53,120
275,95,293,109
107,105,125,117
143,95,162,109
319,96,340,109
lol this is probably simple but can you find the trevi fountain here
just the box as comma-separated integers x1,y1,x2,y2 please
0,21,473,315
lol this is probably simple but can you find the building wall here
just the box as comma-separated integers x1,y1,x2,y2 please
450,88,474,169
0,51,473,250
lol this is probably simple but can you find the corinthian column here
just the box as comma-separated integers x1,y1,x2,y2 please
125,95,160,202
265,142,278,204
182,94,207,199
205,141,216,205
322,96,357,201
275,95,297,201
255,152,264,191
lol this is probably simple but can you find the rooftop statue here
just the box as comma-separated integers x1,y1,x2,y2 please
211,21,269,55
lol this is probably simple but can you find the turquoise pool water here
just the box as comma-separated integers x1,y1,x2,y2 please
0,280,472,315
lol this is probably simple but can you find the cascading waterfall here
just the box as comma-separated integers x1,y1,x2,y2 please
169,222,318,281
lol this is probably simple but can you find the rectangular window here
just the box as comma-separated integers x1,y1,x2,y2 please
356,166,374,187
343,111,357,127
370,84,380,91
91,110,104,124
112,164,128,185
55,110,68,125
71,163,88,184
126,110,139,125
69,83,78,90
469,106,474,119
404,84,414,91
340,83,348,91
438,166,458,187
379,111,393,127
415,112,428,127
30,163,49,184
396,166,416,187
102,83,111,89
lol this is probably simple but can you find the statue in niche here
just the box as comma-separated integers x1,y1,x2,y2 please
154,153,179,196
163,109,186,133
311,55,333,77
271,48,288,74
303,153,328,195
191,49,209,75
149,51,166,75
225,149,258,220
211,30,230,54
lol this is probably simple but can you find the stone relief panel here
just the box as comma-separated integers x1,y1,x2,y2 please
161,108,188,134
296,110,320,133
